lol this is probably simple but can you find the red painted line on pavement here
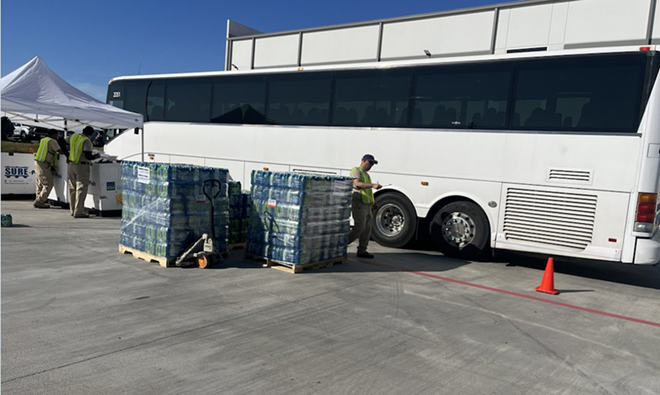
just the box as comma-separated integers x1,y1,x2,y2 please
354,259,660,328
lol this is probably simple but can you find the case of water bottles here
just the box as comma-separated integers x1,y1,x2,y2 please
228,181,250,244
119,161,230,259
246,170,353,265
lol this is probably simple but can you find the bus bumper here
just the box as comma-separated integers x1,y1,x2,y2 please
634,233,660,265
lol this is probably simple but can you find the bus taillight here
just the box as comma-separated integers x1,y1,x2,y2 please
635,193,657,232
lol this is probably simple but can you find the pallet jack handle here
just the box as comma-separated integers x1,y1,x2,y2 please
203,179,222,240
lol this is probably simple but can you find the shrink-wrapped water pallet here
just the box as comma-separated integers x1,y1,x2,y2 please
246,170,353,271
228,181,250,245
119,161,229,267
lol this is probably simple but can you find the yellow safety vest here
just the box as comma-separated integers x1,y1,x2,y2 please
352,166,374,204
34,137,58,167
69,134,91,164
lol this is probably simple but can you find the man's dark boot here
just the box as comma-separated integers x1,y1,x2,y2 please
357,251,374,259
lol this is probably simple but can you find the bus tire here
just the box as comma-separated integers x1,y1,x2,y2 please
371,193,417,248
429,201,489,260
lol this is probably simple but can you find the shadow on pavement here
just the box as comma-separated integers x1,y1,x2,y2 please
307,251,470,275
502,251,660,290
278,246,660,291
109,216,660,290
552,289,595,294
0,194,35,201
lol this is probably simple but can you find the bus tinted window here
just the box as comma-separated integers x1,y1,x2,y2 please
108,52,653,133
147,81,165,121
211,76,267,124
412,64,512,129
164,78,212,122
513,55,647,132
123,81,149,117
267,73,332,126
332,69,412,127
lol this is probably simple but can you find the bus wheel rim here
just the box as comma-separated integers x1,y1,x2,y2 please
375,203,405,238
441,212,475,249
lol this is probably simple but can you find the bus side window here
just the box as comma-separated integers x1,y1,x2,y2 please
212,77,267,125
512,54,645,132
333,69,411,128
164,78,211,122
150,105,164,120
121,81,149,118
412,63,512,130
267,72,332,126
577,103,594,128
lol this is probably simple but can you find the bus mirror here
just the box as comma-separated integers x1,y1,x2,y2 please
134,128,140,135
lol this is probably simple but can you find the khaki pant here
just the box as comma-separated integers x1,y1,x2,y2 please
34,161,54,205
67,162,90,216
348,193,374,253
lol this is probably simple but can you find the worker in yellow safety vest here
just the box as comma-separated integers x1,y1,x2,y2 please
67,126,100,218
33,129,66,209
348,154,382,258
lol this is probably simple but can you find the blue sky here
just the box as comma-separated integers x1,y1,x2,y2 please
2,0,501,101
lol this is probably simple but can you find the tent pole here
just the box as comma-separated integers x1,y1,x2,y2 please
141,128,144,162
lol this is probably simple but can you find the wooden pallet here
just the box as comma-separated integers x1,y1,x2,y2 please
118,244,176,268
244,253,347,274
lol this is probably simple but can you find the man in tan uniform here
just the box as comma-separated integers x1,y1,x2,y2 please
348,154,382,258
33,129,65,208
67,127,99,218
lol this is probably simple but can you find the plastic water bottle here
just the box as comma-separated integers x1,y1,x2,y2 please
156,165,168,181
1,213,13,227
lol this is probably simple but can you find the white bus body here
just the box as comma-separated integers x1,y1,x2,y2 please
104,0,660,264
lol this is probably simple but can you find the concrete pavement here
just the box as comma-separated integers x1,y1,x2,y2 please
2,200,659,394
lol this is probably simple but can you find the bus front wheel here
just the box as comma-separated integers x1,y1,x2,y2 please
430,201,489,260
371,193,417,248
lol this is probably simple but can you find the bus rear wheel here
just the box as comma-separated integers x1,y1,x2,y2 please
430,201,489,260
371,193,417,248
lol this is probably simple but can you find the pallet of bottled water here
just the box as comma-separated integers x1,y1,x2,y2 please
246,170,353,269
118,161,230,267
228,181,250,246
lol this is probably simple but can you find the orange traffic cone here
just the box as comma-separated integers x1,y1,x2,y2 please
535,257,559,295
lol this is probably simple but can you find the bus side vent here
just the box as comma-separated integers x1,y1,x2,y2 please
548,168,592,184
504,188,597,251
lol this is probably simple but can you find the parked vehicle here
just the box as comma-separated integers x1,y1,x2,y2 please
27,126,51,142
11,123,31,141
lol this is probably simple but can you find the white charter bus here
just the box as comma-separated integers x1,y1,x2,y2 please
105,45,660,264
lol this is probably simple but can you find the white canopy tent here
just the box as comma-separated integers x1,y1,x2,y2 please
1,56,143,130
